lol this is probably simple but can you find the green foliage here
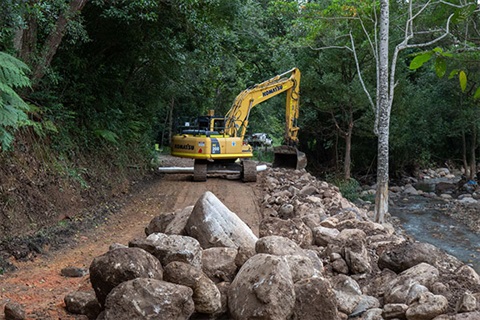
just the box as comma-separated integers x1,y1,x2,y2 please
0,52,31,149
328,176,361,202
252,148,274,163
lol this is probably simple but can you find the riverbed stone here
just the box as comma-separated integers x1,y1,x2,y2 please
103,278,194,320
228,254,295,320
185,191,258,249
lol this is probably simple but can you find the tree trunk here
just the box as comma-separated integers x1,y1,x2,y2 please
462,129,469,177
15,14,38,64
168,97,174,146
470,123,477,180
31,0,88,85
344,123,353,180
374,0,390,224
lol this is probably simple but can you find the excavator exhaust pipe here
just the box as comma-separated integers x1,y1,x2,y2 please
273,145,307,170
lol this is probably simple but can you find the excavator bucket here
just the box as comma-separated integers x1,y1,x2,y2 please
273,145,307,170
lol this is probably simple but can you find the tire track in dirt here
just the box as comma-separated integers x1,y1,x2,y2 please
0,173,261,319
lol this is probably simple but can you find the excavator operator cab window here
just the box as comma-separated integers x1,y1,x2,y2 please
212,118,225,133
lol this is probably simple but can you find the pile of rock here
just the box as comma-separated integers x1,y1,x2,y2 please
64,168,480,320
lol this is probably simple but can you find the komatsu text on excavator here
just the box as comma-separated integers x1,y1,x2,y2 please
171,67,307,182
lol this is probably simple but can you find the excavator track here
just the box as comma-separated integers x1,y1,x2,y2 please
193,161,207,182
242,160,257,182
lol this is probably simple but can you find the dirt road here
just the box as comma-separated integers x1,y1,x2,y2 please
0,171,261,319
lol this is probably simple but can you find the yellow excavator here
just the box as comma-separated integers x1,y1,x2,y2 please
170,67,307,181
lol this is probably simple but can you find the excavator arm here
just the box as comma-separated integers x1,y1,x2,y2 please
224,68,301,146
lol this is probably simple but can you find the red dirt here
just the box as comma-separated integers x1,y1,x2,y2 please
0,162,261,319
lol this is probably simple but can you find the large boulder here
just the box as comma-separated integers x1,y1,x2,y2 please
259,217,313,247
337,228,371,274
202,247,238,283
145,211,176,236
163,261,222,314
405,292,448,320
164,206,194,235
384,263,439,304
284,254,316,283
103,278,194,320
378,242,460,273
129,233,202,268
331,274,364,315
89,247,163,306
228,254,295,320
292,277,340,320
255,235,303,256
185,191,258,249
312,226,340,246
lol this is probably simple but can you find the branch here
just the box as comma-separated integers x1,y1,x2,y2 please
309,45,352,52
349,32,376,112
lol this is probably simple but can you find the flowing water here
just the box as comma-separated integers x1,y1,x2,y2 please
390,196,480,273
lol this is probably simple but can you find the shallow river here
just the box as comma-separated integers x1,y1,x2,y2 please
389,196,480,273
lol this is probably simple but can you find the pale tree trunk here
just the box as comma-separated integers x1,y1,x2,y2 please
31,0,88,85
374,0,390,223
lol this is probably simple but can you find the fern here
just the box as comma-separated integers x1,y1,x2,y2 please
0,51,31,150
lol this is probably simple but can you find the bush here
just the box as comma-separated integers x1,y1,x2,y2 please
328,177,361,202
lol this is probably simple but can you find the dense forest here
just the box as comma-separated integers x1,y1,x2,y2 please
0,0,479,231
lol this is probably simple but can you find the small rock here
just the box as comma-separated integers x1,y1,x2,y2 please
61,266,88,278
64,290,101,319
4,302,25,320
382,303,408,319
456,291,477,313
